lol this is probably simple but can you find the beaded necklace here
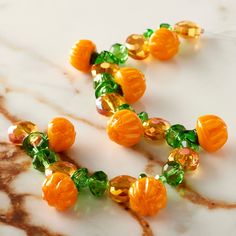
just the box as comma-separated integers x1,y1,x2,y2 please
8,21,228,217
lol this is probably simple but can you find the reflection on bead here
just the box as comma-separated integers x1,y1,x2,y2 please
149,28,180,60
174,21,203,39
8,121,38,145
114,67,146,104
109,175,136,203
196,115,228,152
96,93,126,117
45,161,77,177
125,34,149,60
91,62,119,77
168,148,199,171
129,177,167,216
110,43,128,64
107,109,144,147
143,118,170,141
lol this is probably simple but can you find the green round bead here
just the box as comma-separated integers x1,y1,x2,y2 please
165,124,186,148
94,51,119,65
138,111,149,123
162,161,184,186
88,171,108,197
32,148,58,172
143,28,154,39
117,103,135,112
138,173,147,179
110,43,128,64
71,168,89,191
22,132,48,157
93,73,113,89
95,80,122,98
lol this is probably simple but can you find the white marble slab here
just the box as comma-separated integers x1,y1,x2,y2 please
0,0,236,235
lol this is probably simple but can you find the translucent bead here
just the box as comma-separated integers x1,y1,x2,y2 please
22,132,48,157
94,51,119,65
109,175,136,203
71,168,89,191
42,172,78,211
138,111,149,123
162,161,184,186
95,80,122,99
45,161,77,177
88,171,108,197
8,121,38,145
129,177,167,216
125,34,149,60
114,67,146,104
96,93,126,117
143,118,170,141
174,21,203,39
168,148,199,171
110,43,128,64
143,28,154,39
91,62,119,77
107,109,144,147
196,115,228,152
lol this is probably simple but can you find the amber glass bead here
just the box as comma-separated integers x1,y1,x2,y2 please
143,118,170,141
8,121,38,145
125,34,149,60
129,177,167,216
45,161,77,177
114,67,146,104
109,175,136,203
42,172,78,211
107,109,144,147
168,148,199,171
149,28,180,60
174,21,203,39
96,93,126,117
47,117,76,152
69,39,96,72
91,62,119,77
196,115,228,152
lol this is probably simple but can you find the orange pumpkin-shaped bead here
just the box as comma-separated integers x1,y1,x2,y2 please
196,115,228,152
47,117,76,152
107,109,144,147
42,172,78,211
70,39,96,72
129,177,167,216
114,68,146,104
149,28,180,60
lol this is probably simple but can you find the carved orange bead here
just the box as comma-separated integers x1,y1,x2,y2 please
69,39,96,72
47,117,76,152
114,67,146,104
129,177,167,216
149,28,180,60
42,172,78,211
107,109,144,147
196,115,228,152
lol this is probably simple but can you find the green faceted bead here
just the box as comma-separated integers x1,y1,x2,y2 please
110,43,128,64
139,173,147,179
88,171,108,197
90,52,99,65
95,80,122,98
165,124,186,148
160,23,172,30
22,132,48,157
117,103,135,112
182,129,199,151
138,111,149,122
94,51,119,65
143,28,154,39
93,73,113,89
32,149,58,172
162,161,184,186
71,168,89,191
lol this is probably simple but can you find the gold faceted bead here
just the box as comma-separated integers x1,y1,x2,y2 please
96,93,126,117
168,148,200,171
125,34,150,60
91,62,119,77
109,175,137,203
45,161,77,177
174,21,204,39
143,118,170,141
8,121,38,145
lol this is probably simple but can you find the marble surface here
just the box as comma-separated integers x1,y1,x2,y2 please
0,0,236,235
